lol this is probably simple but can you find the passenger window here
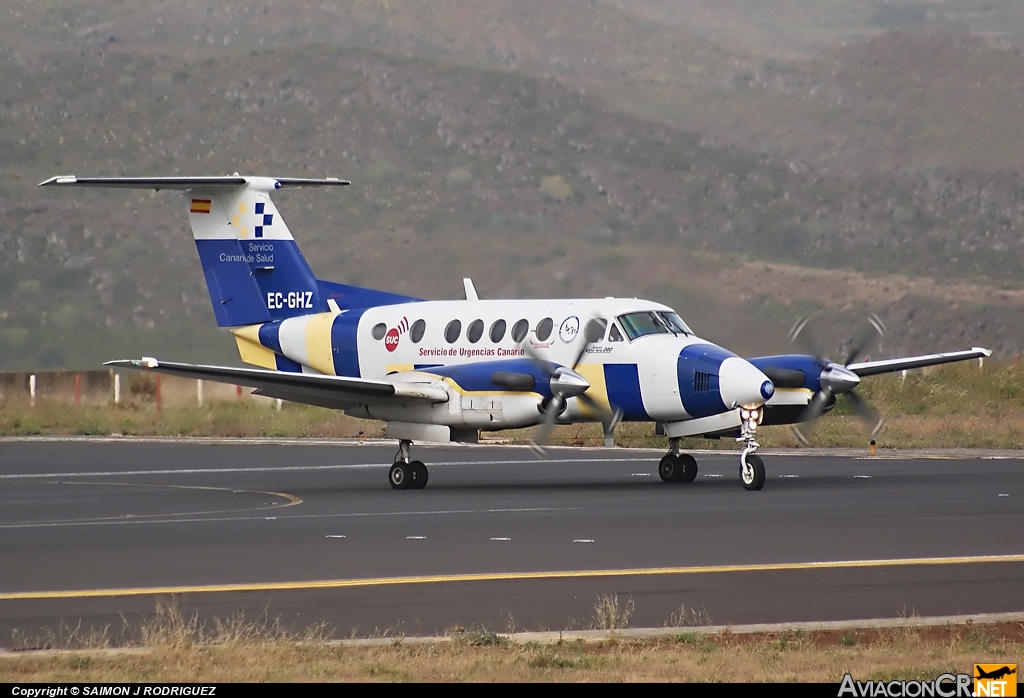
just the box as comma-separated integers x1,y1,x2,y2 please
410,319,426,343
536,317,553,342
467,319,484,343
489,319,507,343
444,319,462,344
511,319,529,343
371,323,387,340
584,318,607,343
608,324,624,342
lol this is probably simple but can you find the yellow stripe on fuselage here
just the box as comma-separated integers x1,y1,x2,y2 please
574,363,611,418
304,313,336,375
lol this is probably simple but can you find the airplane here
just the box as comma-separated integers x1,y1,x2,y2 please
39,174,991,491
974,663,1015,679
975,666,1016,681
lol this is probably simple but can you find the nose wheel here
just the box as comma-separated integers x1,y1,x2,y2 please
737,407,765,490
389,440,429,490
740,450,765,491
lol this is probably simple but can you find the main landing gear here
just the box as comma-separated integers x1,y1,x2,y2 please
389,439,428,490
659,406,767,490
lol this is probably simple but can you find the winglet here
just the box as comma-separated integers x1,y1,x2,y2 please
463,278,479,301
973,347,993,357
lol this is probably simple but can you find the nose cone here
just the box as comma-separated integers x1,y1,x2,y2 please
820,364,860,393
550,366,590,399
719,357,774,409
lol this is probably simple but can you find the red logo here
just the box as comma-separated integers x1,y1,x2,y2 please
383,317,409,353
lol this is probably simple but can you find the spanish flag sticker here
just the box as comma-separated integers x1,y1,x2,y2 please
190,199,212,214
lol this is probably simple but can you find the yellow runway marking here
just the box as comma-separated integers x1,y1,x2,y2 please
8,482,301,527
3,554,1023,601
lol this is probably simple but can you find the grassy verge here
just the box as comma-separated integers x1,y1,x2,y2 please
1,363,1022,449
1,600,1021,682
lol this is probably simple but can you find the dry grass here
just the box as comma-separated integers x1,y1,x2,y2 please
2,616,1021,682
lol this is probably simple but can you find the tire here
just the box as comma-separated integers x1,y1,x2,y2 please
740,453,765,491
678,454,698,483
389,461,410,490
658,454,680,483
409,460,428,490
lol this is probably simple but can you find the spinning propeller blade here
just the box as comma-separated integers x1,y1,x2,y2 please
519,316,621,453
791,314,886,445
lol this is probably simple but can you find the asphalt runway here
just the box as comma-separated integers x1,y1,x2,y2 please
0,440,1022,645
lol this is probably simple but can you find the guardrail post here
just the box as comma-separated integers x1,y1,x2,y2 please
114,373,121,405
29,374,36,407
197,379,204,407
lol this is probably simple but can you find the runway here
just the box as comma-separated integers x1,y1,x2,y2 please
0,439,1021,644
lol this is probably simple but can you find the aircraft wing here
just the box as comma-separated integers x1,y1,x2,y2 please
847,347,991,377
104,358,448,410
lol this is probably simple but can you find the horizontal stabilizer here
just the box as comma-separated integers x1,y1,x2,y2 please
38,176,350,190
106,358,448,409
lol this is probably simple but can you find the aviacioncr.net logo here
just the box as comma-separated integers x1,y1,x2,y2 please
838,673,973,697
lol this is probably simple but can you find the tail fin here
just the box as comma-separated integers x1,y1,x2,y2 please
39,175,348,327
189,177,329,326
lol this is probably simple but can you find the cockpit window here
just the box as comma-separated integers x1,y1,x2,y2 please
658,312,693,336
608,324,624,342
617,311,691,341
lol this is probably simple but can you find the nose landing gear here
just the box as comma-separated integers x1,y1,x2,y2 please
737,406,765,490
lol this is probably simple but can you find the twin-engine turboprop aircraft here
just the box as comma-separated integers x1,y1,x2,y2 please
39,174,991,491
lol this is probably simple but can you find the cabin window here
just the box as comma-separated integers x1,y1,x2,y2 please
584,318,607,343
489,319,507,343
371,323,387,340
536,317,553,342
608,323,624,342
467,319,484,343
511,319,529,343
444,319,462,344
410,319,426,343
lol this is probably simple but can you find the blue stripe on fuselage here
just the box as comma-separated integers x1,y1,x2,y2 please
603,364,648,420
677,344,730,418
329,310,365,377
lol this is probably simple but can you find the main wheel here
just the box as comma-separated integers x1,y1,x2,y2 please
740,453,765,491
389,461,411,490
678,454,698,483
409,460,428,490
659,454,681,483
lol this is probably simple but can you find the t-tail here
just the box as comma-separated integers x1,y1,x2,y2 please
38,175,418,329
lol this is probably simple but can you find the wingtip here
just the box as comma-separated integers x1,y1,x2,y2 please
38,175,76,187
973,347,993,357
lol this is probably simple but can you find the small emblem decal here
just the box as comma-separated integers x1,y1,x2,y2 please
558,316,580,344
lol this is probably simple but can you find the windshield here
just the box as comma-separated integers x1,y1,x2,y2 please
659,312,693,336
617,311,693,341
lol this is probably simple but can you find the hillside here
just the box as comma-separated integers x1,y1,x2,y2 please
1,2,1023,369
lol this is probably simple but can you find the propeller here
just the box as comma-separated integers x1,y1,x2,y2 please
517,317,622,453
789,314,886,445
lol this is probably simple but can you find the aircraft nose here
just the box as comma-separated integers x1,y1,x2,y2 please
719,357,774,409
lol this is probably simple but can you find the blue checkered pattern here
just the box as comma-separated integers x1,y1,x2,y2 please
254,201,274,238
